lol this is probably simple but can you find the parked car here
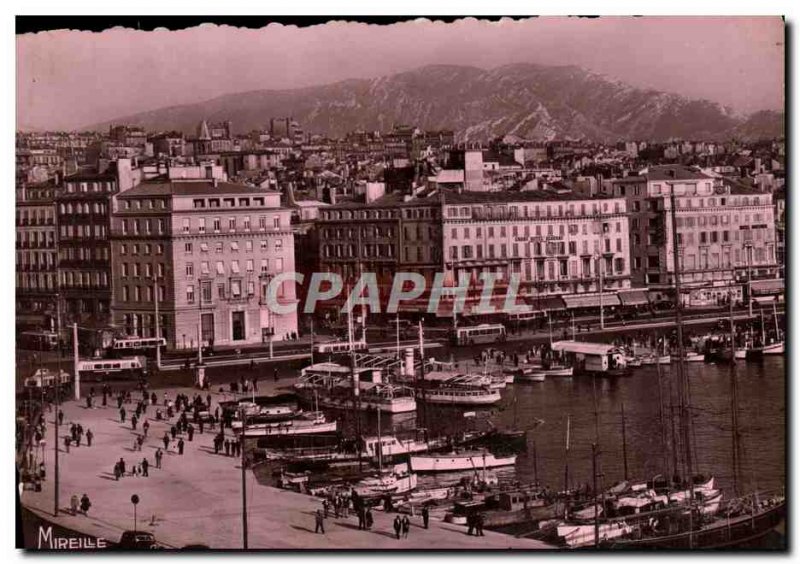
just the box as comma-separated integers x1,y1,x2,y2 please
117,531,157,549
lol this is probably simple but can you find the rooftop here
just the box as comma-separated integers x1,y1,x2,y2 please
118,180,280,198
441,188,615,205
642,165,711,182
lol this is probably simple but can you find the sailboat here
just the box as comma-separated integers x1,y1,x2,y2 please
605,188,787,549
762,303,784,355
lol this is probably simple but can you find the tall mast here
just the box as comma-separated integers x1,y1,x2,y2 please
773,302,780,341
620,402,629,482
668,183,693,483
53,292,61,516
729,288,741,497
656,360,670,479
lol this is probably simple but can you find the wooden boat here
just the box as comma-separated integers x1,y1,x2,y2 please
410,451,517,473
232,411,337,437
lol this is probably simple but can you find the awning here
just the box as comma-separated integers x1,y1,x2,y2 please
562,293,621,309
750,279,784,296
618,289,650,306
525,295,566,312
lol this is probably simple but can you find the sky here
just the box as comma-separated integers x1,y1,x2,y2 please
16,16,785,131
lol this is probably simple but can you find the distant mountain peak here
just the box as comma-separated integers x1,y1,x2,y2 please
85,63,784,142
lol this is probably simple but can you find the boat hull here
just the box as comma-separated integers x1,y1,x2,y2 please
410,453,517,473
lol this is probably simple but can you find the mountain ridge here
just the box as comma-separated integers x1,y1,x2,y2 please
85,63,784,142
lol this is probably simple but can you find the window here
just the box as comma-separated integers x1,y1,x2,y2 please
260,259,268,273
230,242,240,252
273,216,280,229
231,260,240,274
185,242,193,254
259,216,267,230
245,241,253,252
260,240,267,251
243,216,251,231
247,281,255,296
246,259,254,272
275,239,283,252
216,261,225,276
231,280,242,298
218,284,226,299
198,218,206,233
186,263,194,278
215,242,223,253
122,286,129,301
229,217,236,231
121,263,129,277
182,218,190,233
201,261,209,275
213,218,221,232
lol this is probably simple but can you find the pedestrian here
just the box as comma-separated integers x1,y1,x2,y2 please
131,414,138,430
273,367,278,382
213,436,220,455
137,435,144,451
141,458,149,477
143,420,150,437
118,457,126,476
178,438,185,455
57,410,64,426
70,494,79,515
357,506,365,530
315,509,325,534
170,425,177,440
476,513,485,536
120,407,126,423
365,508,374,530
199,419,204,434
63,435,70,453
187,424,194,442
163,433,169,450
86,395,92,409
467,513,474,536
113,462,121,481
422,505,429,529
402,515,410,538
155,448,163,469
224,440,230,456
80,494,91,515
323,499,329,518
393,515,402,539
85,428,93,447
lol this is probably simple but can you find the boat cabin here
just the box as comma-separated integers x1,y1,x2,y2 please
550,341,628,373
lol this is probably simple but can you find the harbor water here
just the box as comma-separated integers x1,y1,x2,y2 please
324,347,785,497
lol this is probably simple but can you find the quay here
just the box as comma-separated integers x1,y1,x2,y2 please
19,382,554,550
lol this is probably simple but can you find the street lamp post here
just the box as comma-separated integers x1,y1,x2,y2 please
131,494,140,532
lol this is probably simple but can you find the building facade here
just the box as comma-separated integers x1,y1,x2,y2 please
609,165,779,306
441,191,632,307
111,180,298,350
55,172,117,328
16,181,59,329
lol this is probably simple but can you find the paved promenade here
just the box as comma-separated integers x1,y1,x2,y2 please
21,385,552,550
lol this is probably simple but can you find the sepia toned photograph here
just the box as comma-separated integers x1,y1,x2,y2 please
14,15,786,551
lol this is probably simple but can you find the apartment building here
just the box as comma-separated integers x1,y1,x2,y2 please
609,165,779,306
111,180,297,350
16,181,59,329
441,191,632,308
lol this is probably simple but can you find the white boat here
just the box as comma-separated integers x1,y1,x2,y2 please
539,365,573,377
503,372,516,384
516,371,546,383
353,467,418,497
657,355,671,365
232,411,338,437
557,521,635,548
734,348,748,360
422,387,502,406
362,435,432,458
296,363,417,414
762,341,784,355
409,451,517,473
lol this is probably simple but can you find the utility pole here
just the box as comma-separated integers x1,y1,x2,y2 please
240,406,248,549
72,323,79,401
54,294,61,516
153,278,161,369
592,443,600,548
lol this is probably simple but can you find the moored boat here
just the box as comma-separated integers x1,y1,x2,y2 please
410,451,517,473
